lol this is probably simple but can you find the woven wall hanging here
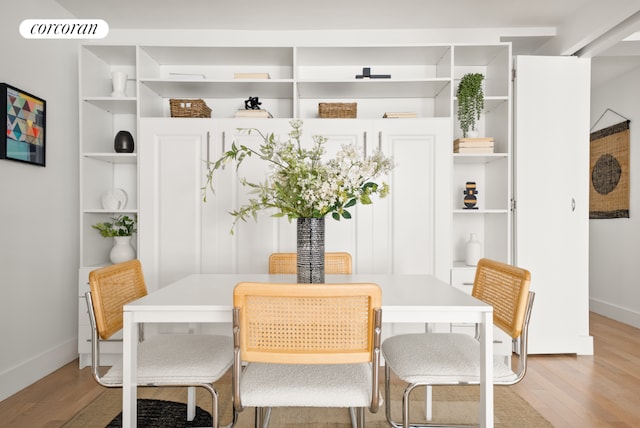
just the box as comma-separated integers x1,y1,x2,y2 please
589,118,630,219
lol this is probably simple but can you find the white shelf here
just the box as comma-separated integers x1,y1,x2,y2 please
297,79,450,99
453,153,507,164
140,79,294,99
83,153,138,163
83,209,139,214
453,209,509,214
83,97,137,114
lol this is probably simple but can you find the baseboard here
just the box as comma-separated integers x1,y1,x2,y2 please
590,298,640,329
0,339,77,402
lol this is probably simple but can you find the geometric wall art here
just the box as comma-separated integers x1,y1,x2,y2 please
589,120,630,219
1,83,46,167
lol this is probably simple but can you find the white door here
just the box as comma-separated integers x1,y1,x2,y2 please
215,119,296,273
513,56,593,354
301,119,369,268
139,118,216,289
376,118,452,281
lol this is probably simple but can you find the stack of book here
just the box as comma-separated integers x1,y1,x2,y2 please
383,112,417,118
235,109,273,118
453,138,494,154
234,72,271,79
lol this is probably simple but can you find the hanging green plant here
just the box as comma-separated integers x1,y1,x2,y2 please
457,73,485,137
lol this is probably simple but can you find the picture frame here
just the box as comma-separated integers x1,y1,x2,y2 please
1,83,46,167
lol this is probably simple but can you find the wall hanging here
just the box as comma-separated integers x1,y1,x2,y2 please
1,83,46,167
589,109,630,219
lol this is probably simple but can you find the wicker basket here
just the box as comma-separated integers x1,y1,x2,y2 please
169,99,212,118
318,102,357,118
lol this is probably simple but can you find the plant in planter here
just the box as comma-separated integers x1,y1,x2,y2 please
92,215,137,263
92,214,137,237
457,73,485,138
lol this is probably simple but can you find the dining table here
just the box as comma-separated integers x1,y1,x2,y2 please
121,273,494,427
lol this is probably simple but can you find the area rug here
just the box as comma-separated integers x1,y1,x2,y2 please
63,371,552,427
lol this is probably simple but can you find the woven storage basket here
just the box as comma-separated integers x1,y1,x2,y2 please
318,102,357,118
169,99,212,118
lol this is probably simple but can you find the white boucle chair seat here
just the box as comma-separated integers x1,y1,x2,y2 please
382,333,518,384
240,362,373,407
102,334,233,385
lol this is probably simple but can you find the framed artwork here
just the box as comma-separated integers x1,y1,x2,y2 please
1,83,46,167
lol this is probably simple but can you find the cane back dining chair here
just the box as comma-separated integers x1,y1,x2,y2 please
381,258,535,428
232,282,382,428
268,251,352,274
85,259,235,428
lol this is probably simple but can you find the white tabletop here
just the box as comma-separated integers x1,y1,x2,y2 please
122,273,494,427
125,273,491,323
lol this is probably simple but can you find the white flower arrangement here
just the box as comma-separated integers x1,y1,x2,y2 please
203,120,394,232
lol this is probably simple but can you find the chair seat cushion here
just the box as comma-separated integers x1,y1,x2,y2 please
102,334,233,385
240,362,373,407
382,333,518,384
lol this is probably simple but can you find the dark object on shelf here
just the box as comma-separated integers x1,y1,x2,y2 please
318,102,357,118
463,181,479,209
114,130,134,153
244,96,262,110
169,99,212,118
355,67,391,79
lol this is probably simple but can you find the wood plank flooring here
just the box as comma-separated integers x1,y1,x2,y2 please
0,312,638,427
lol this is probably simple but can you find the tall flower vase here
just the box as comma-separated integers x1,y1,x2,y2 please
110,236,136,264
297,217,325,283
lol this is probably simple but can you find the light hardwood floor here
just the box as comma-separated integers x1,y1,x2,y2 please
0,312,638,427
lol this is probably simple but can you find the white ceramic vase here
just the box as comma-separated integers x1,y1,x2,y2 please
110,236,136,264
465,233,482,266
111,71,128,97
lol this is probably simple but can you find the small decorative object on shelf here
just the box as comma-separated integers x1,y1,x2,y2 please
244,96,262,110
234,72,270,79
465,233,482,266
383,112,417,118
463,181,479,209
92,215,137,264
453,138,494,154
355,67,391,79
111,71,127,97
114,130,134,153
457,73,484,138
169,99,212,118
203,120,394,283
318,102,357,118
101,188,128,210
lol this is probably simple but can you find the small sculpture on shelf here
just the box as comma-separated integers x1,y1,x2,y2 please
244,96,262,110
114,130,134,153
463,181,479,209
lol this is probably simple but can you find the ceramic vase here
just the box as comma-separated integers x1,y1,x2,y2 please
114,130,135,153
111,71,128,97
465,233,482,266
110,236,136,264
296,217,325,283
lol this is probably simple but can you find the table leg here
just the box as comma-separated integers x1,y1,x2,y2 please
123,311,138,428
479,310,494,427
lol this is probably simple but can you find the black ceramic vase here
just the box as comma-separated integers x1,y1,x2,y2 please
114,130,134,153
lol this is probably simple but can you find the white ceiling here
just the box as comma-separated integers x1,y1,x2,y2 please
54,0,588,31
54,0,640,88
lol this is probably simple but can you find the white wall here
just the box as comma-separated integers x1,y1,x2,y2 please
590,65,640,328
0,1,80,400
